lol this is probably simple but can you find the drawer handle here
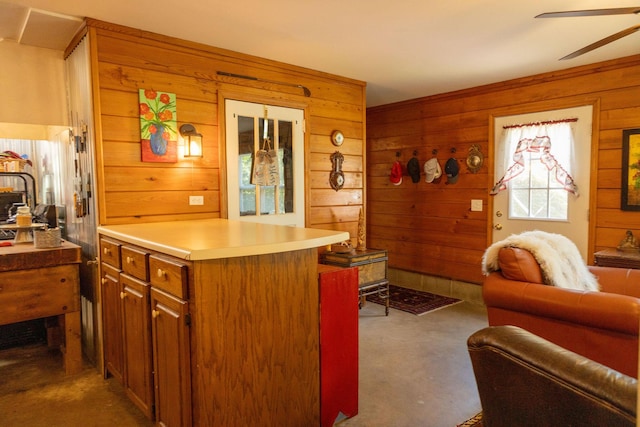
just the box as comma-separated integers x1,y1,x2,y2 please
156,268,166,278
103,247,111,255
126,256,133,264
120,291,127,300
152,309,159,319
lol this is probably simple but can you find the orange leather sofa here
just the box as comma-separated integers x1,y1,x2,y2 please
483,246,640,377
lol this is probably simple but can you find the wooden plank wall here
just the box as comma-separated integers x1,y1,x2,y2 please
367,55,640,284
84,19,365,240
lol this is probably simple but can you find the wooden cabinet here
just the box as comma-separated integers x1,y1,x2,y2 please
100,261,124,383
0,241,82,375
151,287,191,427
321,248,390,315
100,236,191,425
594,248,640,269
98,222,351,426
121,274,154,419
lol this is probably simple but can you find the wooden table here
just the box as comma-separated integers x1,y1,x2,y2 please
594,248,640,270
0,240,82,374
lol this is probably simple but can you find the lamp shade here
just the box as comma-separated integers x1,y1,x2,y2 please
180,123,203,157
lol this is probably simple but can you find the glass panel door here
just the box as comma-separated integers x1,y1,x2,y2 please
492,105,593,260
226,100,304,227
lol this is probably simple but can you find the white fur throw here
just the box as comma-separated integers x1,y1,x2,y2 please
482,230,599,291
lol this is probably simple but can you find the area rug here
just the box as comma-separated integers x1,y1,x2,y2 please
457,412,483,427
366,284,461,316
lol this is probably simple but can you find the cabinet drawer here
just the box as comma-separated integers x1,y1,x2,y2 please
100,238,121,269
122,246,150,281
149,255,188,299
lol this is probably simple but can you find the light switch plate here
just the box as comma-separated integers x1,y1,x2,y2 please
471,199,483,212
189,195,204,205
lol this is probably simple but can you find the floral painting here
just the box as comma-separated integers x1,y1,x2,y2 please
621,128,640,210
139,89,177,163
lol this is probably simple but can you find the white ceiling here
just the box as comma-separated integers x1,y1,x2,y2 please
1,0,639,107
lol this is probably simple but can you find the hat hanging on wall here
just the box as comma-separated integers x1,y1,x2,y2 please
423,157,442,183
407,155,421,183
390,160,403,185
445,157,459,184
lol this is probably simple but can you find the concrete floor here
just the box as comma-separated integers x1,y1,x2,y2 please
342,300,487,427
0,345,153,427
0,300,487,427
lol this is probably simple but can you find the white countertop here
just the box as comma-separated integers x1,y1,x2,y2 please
97,219,349,260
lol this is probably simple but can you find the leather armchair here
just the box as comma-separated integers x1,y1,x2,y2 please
468,325,637,427
483,246,640,377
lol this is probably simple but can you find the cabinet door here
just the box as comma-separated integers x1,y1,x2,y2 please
151,288,191,427
121,274,154,419
101,262,124,383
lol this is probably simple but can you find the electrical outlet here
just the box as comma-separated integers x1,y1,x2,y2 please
471,199,483,212
189,195,204,206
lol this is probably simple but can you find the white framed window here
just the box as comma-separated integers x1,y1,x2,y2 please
225,100,305,227
507,126,573,221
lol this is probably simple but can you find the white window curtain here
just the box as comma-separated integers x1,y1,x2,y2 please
491,120,578,196
0,138,67,207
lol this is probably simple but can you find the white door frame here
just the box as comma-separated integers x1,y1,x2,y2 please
224,98,305,227
487,100,600,261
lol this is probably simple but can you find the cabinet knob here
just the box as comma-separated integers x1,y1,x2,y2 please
101,278,107,285
120,291,127,300
103,247,110,255
156,268,165,278
152,309,159,319
126,256,133,264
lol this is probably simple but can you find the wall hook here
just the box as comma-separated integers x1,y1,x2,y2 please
450,147,457,154
413,150,418,156
432,149,438,155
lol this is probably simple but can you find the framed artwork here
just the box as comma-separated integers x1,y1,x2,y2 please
139,89,177,163
621,128,640,211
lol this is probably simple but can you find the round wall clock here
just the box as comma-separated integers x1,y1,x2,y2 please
331,130,345,146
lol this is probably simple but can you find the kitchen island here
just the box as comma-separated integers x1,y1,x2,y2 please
98,219,350,426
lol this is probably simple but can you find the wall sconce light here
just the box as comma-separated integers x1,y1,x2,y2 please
179,123,203,157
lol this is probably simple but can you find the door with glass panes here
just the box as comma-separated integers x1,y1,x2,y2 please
225,100,305,227
491,105,593,259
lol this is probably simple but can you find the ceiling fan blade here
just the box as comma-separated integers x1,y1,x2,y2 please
560,25,640,60
536,7,640,18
